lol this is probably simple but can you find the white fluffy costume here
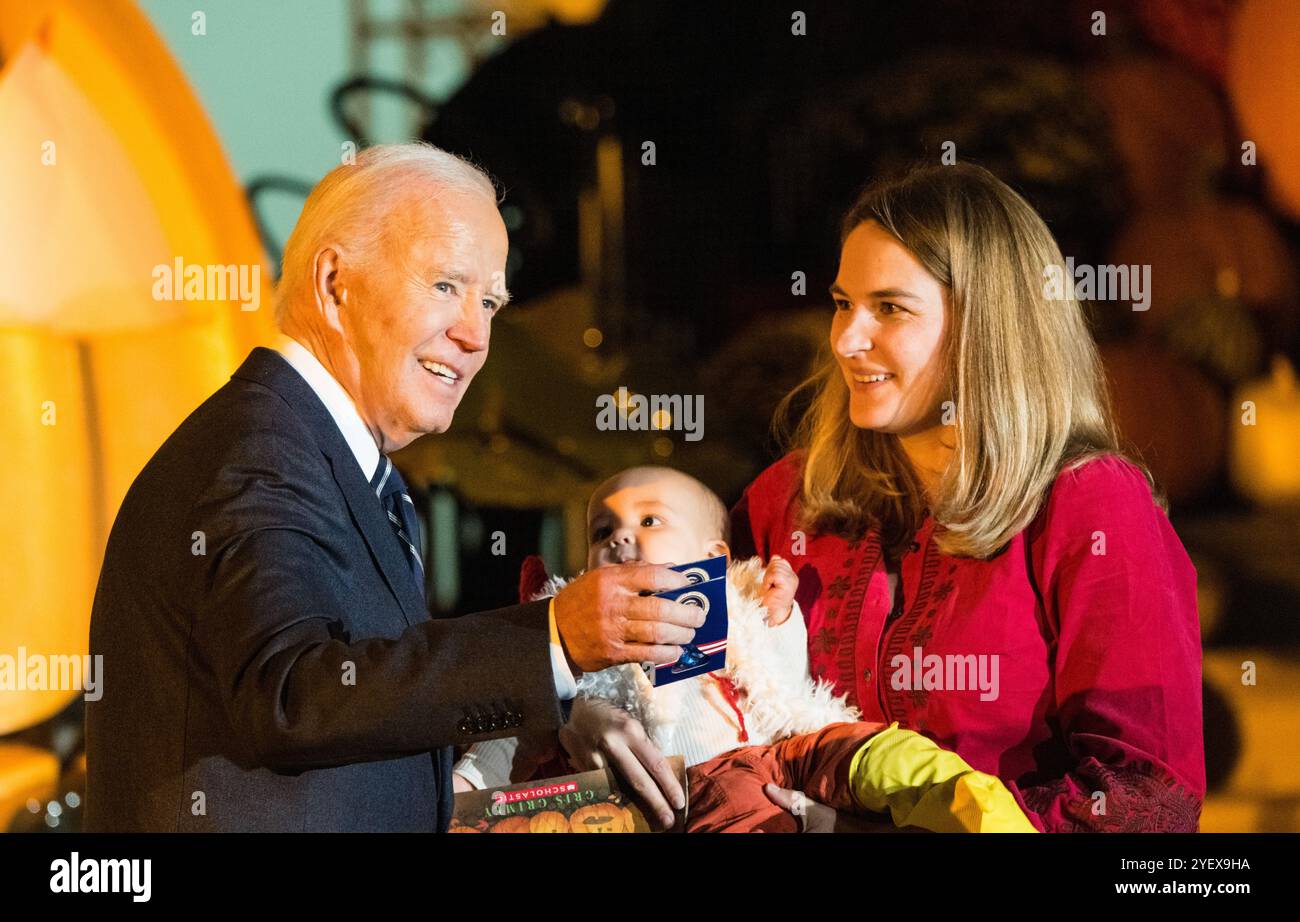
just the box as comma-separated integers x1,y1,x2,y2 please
453,556,859,790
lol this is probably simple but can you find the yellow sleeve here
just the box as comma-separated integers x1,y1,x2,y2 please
847,723,1038,832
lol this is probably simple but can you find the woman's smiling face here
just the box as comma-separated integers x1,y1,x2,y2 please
830,221,950,436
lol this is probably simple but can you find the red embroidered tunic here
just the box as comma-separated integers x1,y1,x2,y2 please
729,451,1205,831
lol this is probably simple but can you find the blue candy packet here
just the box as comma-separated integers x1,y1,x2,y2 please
643,556,728,686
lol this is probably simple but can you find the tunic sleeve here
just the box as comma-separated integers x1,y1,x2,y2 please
1012,456,1205,831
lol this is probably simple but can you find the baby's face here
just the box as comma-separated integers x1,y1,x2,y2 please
586,473,722,569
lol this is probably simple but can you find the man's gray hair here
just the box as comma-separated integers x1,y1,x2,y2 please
274,142,499,326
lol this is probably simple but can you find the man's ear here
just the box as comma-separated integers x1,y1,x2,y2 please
706,540,730,560
311,246,347,334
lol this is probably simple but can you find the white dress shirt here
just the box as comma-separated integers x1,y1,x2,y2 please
274,334,576,700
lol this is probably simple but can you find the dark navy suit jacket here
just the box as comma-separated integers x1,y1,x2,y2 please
86,347,560,831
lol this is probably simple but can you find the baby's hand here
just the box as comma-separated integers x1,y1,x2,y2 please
761,555,797,626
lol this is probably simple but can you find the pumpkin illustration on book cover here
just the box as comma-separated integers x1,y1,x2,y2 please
488,816,534,833
529,811,570,833
569,802,635,833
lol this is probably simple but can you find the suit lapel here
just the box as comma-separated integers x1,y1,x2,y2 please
232,348,427,627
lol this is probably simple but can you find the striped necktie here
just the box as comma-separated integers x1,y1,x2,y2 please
371,456,425,596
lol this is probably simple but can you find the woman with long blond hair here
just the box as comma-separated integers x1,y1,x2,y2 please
563,162,1204,832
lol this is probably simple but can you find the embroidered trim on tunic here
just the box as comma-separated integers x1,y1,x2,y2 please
1018,758,1203,832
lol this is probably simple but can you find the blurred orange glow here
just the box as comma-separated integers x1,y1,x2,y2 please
1229,0,1300,219
0,0,275,734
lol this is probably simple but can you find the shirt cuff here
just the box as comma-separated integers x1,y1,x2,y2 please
452,767,486,791
549,597,577,700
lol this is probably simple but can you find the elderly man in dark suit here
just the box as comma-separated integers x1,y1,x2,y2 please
85,143,697,832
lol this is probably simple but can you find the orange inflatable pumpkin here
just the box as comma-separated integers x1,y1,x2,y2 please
1086,58,1227,206
1228,0,1300,219
0,0,277,738
1101,341,1227,503
1109,200,1297,332
1229,355,1300,504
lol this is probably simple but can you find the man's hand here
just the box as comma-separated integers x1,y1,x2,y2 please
558,697,683,830
761,555,798,626
552,563,700,674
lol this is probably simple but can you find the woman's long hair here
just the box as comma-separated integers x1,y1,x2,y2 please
775,162,1155,559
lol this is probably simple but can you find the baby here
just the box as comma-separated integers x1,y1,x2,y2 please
452,464,859,792
453,465,1035,833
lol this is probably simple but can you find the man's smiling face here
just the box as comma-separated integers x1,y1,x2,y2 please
336,184,510,451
